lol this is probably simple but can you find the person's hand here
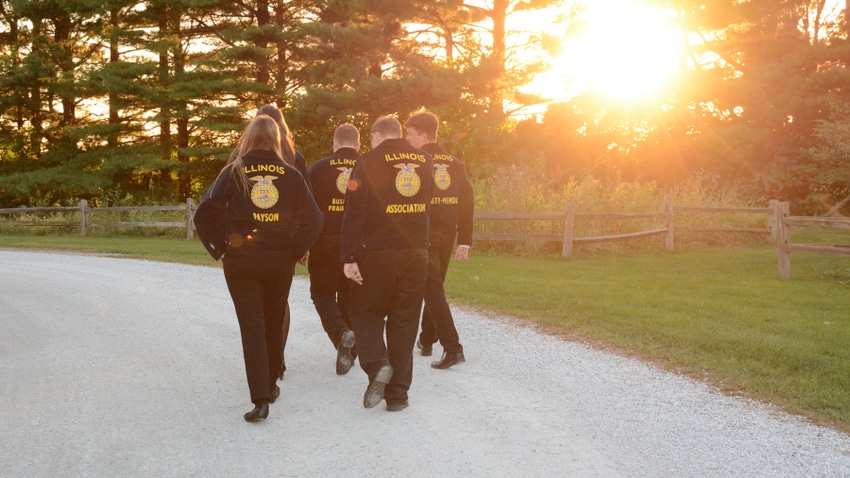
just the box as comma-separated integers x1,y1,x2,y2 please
298,253,308,266
454,246,469,262
344,262,363,285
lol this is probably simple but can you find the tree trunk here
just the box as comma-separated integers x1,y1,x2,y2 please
491,0,506,70
273,1,288,108
157,3,172,161
54,13,75,126
444,29,454,62
825,193,850,217
468,0,507,118
30,19,44,155
173,19,190,201
256,0,271,105
108,8,120,148
10,14,23,129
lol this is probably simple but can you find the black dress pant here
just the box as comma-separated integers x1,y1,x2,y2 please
349,248,428,405
419,232,463,354
223,248,296,404
308,237,353,347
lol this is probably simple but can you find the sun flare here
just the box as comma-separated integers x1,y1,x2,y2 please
527,0,683,104
574,2,680,98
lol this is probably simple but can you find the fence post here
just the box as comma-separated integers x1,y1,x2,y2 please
775,201,791,279
767,199,777,240
664,195,674,251
186,198,195,240
562,202,575,257
79,199,87,236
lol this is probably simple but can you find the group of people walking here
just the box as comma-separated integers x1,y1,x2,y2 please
193,106,474,422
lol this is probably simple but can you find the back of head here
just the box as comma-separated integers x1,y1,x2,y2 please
333,124,360,149
370,116,402,140
237,115,283,159
404,111,439,142
257,104,284,127
219,115,282,193
256,104,296,165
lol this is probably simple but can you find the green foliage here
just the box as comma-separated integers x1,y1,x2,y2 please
808,97,850,212
288,0,450,162
0,0,848,215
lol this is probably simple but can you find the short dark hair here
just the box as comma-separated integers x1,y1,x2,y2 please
404,111,439,142
370,116,402,138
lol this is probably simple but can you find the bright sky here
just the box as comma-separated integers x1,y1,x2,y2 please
518,0,845,114
561,0,681,99
517,0,682,112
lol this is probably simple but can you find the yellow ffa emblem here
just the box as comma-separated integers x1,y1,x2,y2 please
336,167,352,195
394,163,421,197
249,175,279,209
434,164,451,191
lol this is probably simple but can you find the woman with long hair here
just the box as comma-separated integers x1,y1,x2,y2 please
254,104,313,379
255,104,311,190
194,115,323,422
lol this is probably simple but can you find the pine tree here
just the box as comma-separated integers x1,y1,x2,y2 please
288,0,472,162
0,0,112,205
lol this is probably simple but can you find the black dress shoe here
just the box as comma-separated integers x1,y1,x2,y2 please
363,364,393,408
386,400,409,412
416,338,433,357
244,401,269,422
336,330,356,376
269,385,280,404
431,351,465,370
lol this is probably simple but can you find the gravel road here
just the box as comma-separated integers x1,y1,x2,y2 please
1,250,849,477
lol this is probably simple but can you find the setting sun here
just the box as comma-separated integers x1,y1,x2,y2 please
526,0,682,103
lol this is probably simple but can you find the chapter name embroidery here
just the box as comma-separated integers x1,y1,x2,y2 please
328,198,345,212
253,212,280,222
385,203,426,213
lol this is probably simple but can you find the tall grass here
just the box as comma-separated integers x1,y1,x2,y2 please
473,167,772,256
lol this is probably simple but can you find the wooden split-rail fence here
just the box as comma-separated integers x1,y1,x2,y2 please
476,195,774,254
0,199,197,240
1,197,847,278
771,200,850,278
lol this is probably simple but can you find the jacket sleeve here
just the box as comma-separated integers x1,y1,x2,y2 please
456,161,475,246
193,169,232,261
292,173,324,259
339,161,367,263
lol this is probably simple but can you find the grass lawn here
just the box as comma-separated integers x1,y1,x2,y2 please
0,234,219,266
446,247,850,430
2,233,849,432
